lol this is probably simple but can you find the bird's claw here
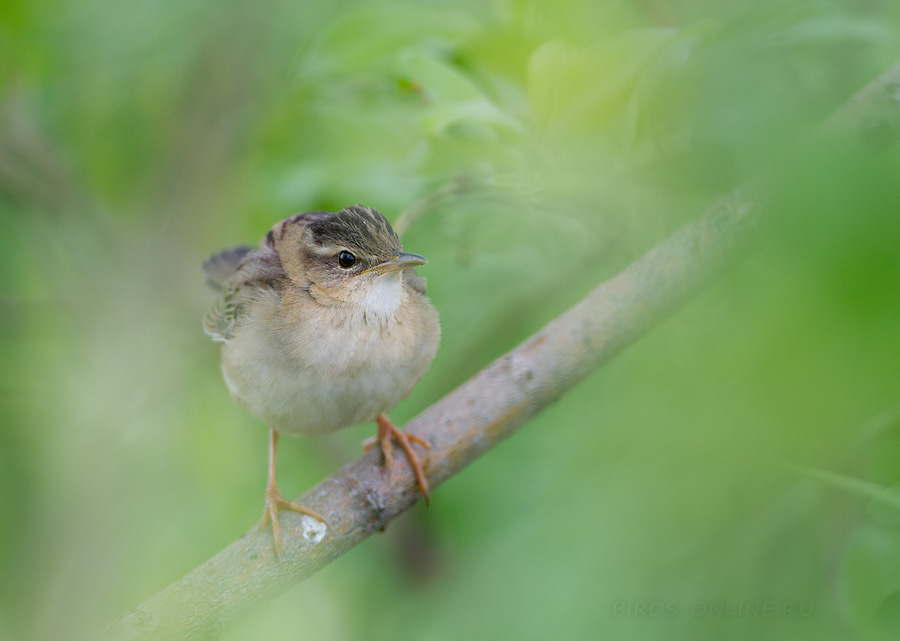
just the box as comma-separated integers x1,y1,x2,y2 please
363,414,432,506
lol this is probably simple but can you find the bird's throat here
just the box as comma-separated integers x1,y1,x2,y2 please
358,271,405,321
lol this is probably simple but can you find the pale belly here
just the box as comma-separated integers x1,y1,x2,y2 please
220,294,439,435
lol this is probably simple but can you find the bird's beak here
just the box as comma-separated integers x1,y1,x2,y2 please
367,251,428,275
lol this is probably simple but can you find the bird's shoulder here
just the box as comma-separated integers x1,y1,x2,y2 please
403,268,427,296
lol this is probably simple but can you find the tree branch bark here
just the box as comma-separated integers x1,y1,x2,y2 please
101,61,900,641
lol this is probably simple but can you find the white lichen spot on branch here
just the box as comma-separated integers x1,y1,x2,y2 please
300,515,327,544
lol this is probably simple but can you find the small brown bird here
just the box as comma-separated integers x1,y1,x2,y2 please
203,205,440,553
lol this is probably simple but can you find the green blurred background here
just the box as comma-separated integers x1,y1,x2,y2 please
2,0,899,639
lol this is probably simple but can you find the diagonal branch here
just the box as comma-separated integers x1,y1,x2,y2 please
101,61,900,641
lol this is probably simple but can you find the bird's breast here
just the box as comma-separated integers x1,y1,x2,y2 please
220,286,439,436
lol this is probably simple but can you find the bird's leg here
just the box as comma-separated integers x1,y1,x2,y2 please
362,413,431,506
256,427,326,556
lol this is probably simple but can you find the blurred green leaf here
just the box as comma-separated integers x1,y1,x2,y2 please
304,4,481,75
397,51,522,136
527,29,680,138
839,516,900,640
790,466,900,514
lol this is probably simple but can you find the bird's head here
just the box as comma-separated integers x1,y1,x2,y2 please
263,205,427,309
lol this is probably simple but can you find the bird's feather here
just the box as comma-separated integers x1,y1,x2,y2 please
202,246,253,289
203,277,243,342
203,246,288,343
404,269,427,295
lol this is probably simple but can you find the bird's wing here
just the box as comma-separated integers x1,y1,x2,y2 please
203,246,254,343
202,245,253,290
203,246,286,343
203,272,246,343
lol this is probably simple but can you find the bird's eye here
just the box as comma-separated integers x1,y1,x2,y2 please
338,251,356,268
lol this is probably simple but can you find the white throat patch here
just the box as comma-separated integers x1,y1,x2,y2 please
360,271,405,321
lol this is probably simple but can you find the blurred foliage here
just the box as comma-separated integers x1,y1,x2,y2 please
2,0,899,639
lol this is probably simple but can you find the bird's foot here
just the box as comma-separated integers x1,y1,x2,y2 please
256,482,327,557
362,413,431,506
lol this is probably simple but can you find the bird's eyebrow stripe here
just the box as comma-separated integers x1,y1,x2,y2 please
307,244,338,257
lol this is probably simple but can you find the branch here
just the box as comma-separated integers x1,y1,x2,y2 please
101,61,900,640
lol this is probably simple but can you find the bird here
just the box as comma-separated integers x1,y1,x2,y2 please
203,204,440,554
